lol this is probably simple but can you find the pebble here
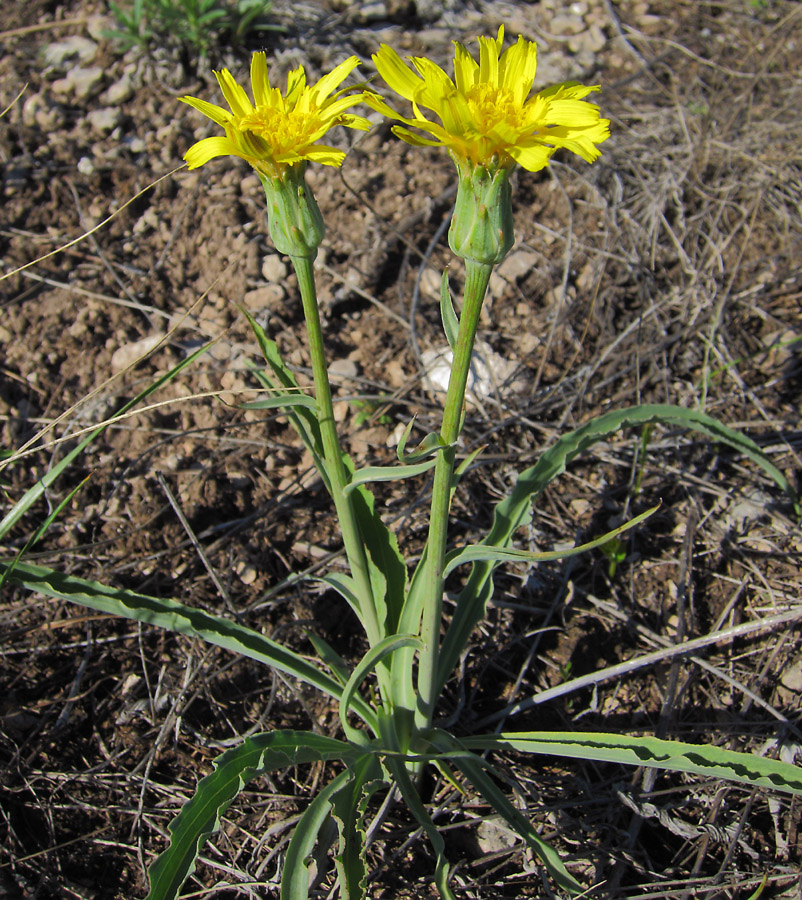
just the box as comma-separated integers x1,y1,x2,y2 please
77,156,95,175
52,66,105,100
243,284,285,310
22,93,65,130
103,73,134,105
550,13,586,36
328,357,359,383
43,36,97,68
110,334,166,373
497,248,539,282
87,107,121,134
262,254,288,283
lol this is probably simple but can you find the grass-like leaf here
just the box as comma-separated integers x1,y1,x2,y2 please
443,503,658,575
463,732,802,796
2,560,377,728
146,731,358,900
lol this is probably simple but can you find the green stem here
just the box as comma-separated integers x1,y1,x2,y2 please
416,259,493,730
290,255,388,696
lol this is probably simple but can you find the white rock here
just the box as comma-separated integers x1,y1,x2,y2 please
103,73,134,105
53,66,105,100
262,254,288,283
43,36,97,68
328,358,359,383
497,248,539,282
87,107,120,133
111,334,166,373
550,13,586,35
77,156,95,175
422,341,520,402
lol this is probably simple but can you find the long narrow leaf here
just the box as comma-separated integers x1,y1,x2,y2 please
343,458,437,495
439,403,799,694
443,503,658,575
383,756,457,900
462,732,802,796
146,731,357,900
2,560,377,728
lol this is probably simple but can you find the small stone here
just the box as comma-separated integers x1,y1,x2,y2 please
328,358,359,383
497,248,539,282
550,13,585,35
110,334,166,373
235,560,258,585
243,284,285,310
77,156,95,175
103,73,134,105
780,660,802,694
87,107,120,134
262,254,288,283
43,36,97,68
52,66,105,100
22,93,64,130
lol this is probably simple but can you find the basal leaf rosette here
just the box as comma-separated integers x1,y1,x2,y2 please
365,26,610,264
180,52,370,257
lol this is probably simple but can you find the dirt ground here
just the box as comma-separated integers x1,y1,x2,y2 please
1,0,802,897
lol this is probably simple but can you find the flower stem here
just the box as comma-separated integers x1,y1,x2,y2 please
416,259,493,730
291,256,387,682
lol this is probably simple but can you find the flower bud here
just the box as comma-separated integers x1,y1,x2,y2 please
259,164,325,259
448,158,514,266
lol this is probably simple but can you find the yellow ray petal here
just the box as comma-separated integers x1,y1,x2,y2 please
179,95,232,128
250,52,270,107
312,56,361,103
185,135,241,169
215,68,253,117
373,45,424,102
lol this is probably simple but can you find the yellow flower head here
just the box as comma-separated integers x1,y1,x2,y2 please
180,52,370,178
365,26,610,172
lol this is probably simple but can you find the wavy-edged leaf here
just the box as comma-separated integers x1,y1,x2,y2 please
430,731,583,895
146,730,357,900
462,732,802,796
281,768,353,900
0,342,210,541
443,503,659,576
439,403,799,695
3,560,377,728
331,754,385,900
339,634,421,742
383,755,456,900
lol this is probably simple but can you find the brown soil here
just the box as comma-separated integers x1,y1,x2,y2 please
2,0,801,898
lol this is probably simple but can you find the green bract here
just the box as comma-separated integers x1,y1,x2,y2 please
260,166,326,259
448,158,515,265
